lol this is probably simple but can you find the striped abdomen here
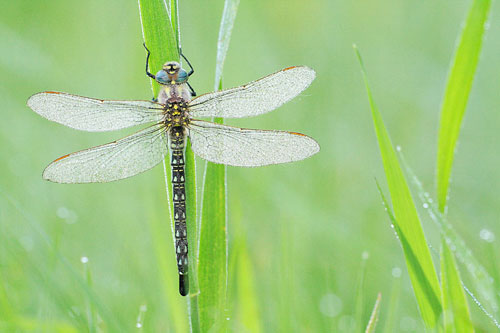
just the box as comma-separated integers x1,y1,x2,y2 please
169,126,189,296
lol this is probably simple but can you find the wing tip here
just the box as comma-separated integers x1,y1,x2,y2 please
42,155,70,183
290,131,321,156
283,65,315,74
27,91,61,108
282,66,316,87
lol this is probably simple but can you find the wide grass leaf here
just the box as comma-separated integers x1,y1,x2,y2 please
198,0,239,331
355,46,442,328
436,0,492,213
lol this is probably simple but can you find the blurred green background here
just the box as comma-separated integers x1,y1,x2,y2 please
1,0,499,331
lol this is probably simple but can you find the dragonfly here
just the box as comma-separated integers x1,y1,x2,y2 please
27,47,320,296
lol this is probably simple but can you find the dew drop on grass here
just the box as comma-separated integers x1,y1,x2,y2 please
57,206,78,224
57,206,69,218
422,203,429,209
396,145,402,152
80,256,89,264
319,293,343,318
136,304,147,329
392,267,402,278
362,251,369,260
479,229,495,243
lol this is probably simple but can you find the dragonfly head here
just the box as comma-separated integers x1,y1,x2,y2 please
155,61,188,85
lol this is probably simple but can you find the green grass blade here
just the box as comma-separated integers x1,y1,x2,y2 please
198,0,239,330
232,218,261,332
440,238,473,332
355,46,442,328
353,253,369,332
436,0,492,213
169,0,180,49
365,293,382,333
383,267,402,332
138,0,199,330
214,0,240,88
198,162,227,331
401,153,498,316
1,192,125,331
82,259,97,333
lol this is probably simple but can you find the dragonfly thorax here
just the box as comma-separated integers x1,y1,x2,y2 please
158,83,192,104
164,98,190,128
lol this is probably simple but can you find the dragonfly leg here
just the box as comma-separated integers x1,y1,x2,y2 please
186,82,197,97
180,49,195,77
143,43,156,80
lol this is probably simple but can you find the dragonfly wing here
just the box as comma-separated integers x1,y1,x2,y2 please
43,123,168,183
188,66,315,118
188,120,319,167
28,92,163,132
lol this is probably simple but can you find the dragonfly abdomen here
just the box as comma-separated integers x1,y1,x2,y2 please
169,126,189,296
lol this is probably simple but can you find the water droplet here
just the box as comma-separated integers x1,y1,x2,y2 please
423,203,429,209
140,305,147,312
57,206,78,224
57,206,69,218
320,293,343,318
362,251,370,260
479,229,495,243
136,323,142,328
392,267,402,278
396,145,402,152
81,256,89,264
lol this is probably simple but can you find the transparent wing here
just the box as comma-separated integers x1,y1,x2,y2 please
188,66,315,118
43,123,168,183
188,120,319,167
28,92,163,132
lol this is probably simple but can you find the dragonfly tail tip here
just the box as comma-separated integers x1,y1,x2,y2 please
179,274,189,296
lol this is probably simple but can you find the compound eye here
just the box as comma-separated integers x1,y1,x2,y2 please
176,69,188,83
155,70,169,84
